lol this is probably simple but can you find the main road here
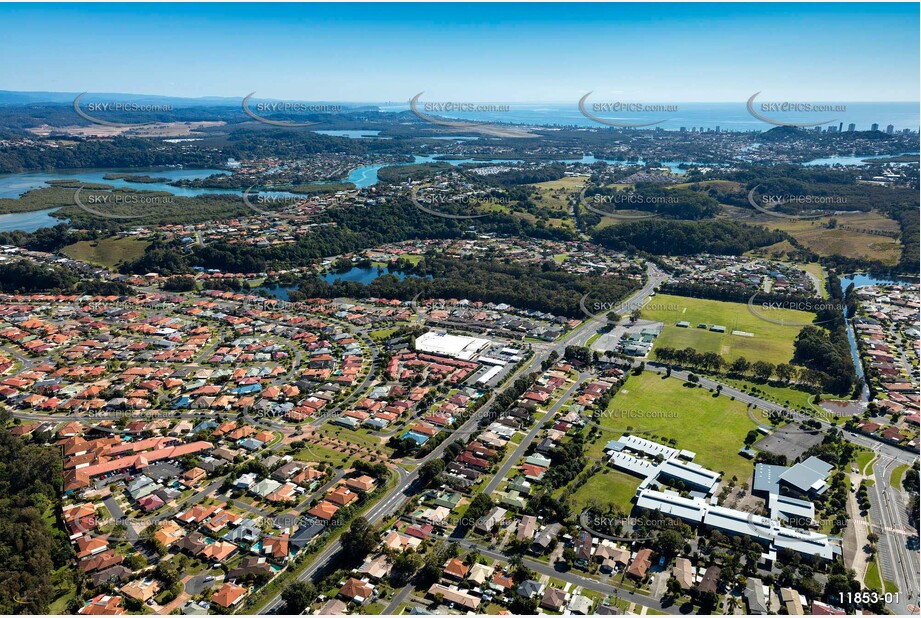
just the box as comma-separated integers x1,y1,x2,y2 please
868,455,918,615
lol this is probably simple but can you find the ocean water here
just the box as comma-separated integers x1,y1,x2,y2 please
379,101,920,133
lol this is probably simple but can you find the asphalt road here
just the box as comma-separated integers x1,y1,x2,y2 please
869,455,919,614
454,539,681,614
481,371,590,496
381,584,413,615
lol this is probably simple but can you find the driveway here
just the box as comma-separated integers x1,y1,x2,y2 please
185,573,222,596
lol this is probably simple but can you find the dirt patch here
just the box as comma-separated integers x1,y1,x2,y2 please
820,399,866,417
28,121,225,138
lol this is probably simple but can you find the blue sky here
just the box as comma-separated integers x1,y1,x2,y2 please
0,3,918,102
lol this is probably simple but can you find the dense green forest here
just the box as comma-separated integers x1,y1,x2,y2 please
122,197,578,275
592,220,787,255
0,411,71,614
789,272,857,395
0,259,131,295
0,137,223,173
284,255,641,318
581,184,721,220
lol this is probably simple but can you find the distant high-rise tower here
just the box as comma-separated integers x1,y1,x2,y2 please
871,123,879,132
838,122,843,133
680,127,686,132
847,123,856,132
715,126,720,133
886,124,894,134
827,126,837,133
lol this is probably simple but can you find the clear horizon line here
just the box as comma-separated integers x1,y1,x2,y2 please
4,90,920,105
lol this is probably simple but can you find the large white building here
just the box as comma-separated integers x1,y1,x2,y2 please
605,436,838,561
635,488,839,561
415,331,491,361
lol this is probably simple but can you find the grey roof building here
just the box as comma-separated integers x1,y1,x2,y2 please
779,456,833,495
753,464,788,496
745,577,768,614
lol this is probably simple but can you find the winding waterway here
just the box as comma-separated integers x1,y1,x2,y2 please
838,273,912,402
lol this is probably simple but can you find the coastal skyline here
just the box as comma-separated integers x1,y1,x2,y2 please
0,4,918,617
0,3,918,103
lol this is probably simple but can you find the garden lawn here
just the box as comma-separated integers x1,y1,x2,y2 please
62,237,150,269
570,468,641,514
890,464,909,490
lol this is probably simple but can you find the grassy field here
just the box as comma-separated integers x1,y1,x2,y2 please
864,556,899,593
570,468,641,514
319,425,388,454
749,238,801,261
717,376,824,413
854,450,877,476
586,372,757,481
529,177,583,229
764,212,902,265
641,293,814,365
531,176,588,192
293,443,355,468
668,180,743,191
62,237,150,269
369,327,399,340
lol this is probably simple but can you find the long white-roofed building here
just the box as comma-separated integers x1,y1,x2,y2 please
415,331,491,361
634,488,839,561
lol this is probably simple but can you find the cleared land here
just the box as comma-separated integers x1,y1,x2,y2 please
529,177,583,229
532,176,587,192
668,179,743,191
586,372,757,481
293,443,355,469
369,327,399,340
642,293,814,365
62,237,150,269
764,211,902,265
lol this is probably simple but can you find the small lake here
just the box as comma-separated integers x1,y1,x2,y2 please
258,266,418,301
322,265,415,285
346,165,388,188
839,273,909,289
